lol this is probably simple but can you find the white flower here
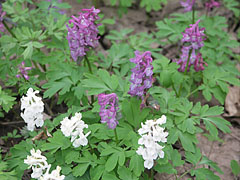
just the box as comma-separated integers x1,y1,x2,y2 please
20,88,44,131
24,149,64,180
60,112,91,148
40,165,65,180
136,115,168,169
144,159,154,170
156,115,167,125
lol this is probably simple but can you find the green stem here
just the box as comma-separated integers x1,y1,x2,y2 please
93,0,99,8
185,87,199,98
2,20,16,38
172,84,179,97
178,49,192,96
150,168,154,180
84,55,94,104
85,56,93,74
192,6,195,24
114,129,119,145
177,169,192,180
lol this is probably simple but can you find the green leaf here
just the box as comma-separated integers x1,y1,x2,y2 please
167,128,180,144
154,162,177,174
185,148,201,165
65,150,80,164
72,163,90,177
117,166,132,180
170,149,184,167
41,131,71,153
230,160,240,176
0,87,16,112
22,42,33,59
179,132,197,152
105,153,118,172
90,165,105,180
122,97,150,128
118,151,125,166
193,168,220,180
129,154,144,176
199,156,223,174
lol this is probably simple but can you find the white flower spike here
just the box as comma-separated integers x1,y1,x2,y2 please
136,115,168,169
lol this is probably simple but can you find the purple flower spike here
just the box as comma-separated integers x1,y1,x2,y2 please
205,0,220,11
128,51,153,99
180,0,196,12
98,93,119,129
174,20,207,72
67,7,100,61
16,61,32,80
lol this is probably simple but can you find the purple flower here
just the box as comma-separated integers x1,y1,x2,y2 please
194,53,208,72
180,0,196,12
128,51,153,99
66,7,100,61
0,5,6,37
174,20,207,72
16,61,32,80
98,93,119,129
205,0,220,11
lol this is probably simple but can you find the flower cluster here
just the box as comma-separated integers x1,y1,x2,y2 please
136,115,168,169
0,4,6,36
128,51,153,99
98,93,119,129
16,61,32,80
174,19,207,72
24,149,65,180
180,0,196,12
66,7,100,61
205,0,220,11
20,88,44,131
60,112,91,148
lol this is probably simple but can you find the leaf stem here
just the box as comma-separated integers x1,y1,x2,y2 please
178,49,192,96
114,128,119,145
185,87,199,98
85,55,93,74
2,20,16,38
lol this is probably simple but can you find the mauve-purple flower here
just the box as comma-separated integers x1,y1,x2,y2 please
180,0,196,12
16,61,32,80
66,7,100,61
128,51,153,99
98,93,119,129
174,20,207,72
205,0,220,11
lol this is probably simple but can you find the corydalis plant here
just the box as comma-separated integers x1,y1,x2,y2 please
174,19,208,72
205,0,221,11
98,93,119,129
60,112,91,148
16,61,32,80
20,88,44,132
128,51,153,99
24,149,65,180
180,0,196,12
136,115,168,169
66,7,100,61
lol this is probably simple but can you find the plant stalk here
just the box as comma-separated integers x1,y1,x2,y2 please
2,20,16,38
178,49,192,96
114,128,119,145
